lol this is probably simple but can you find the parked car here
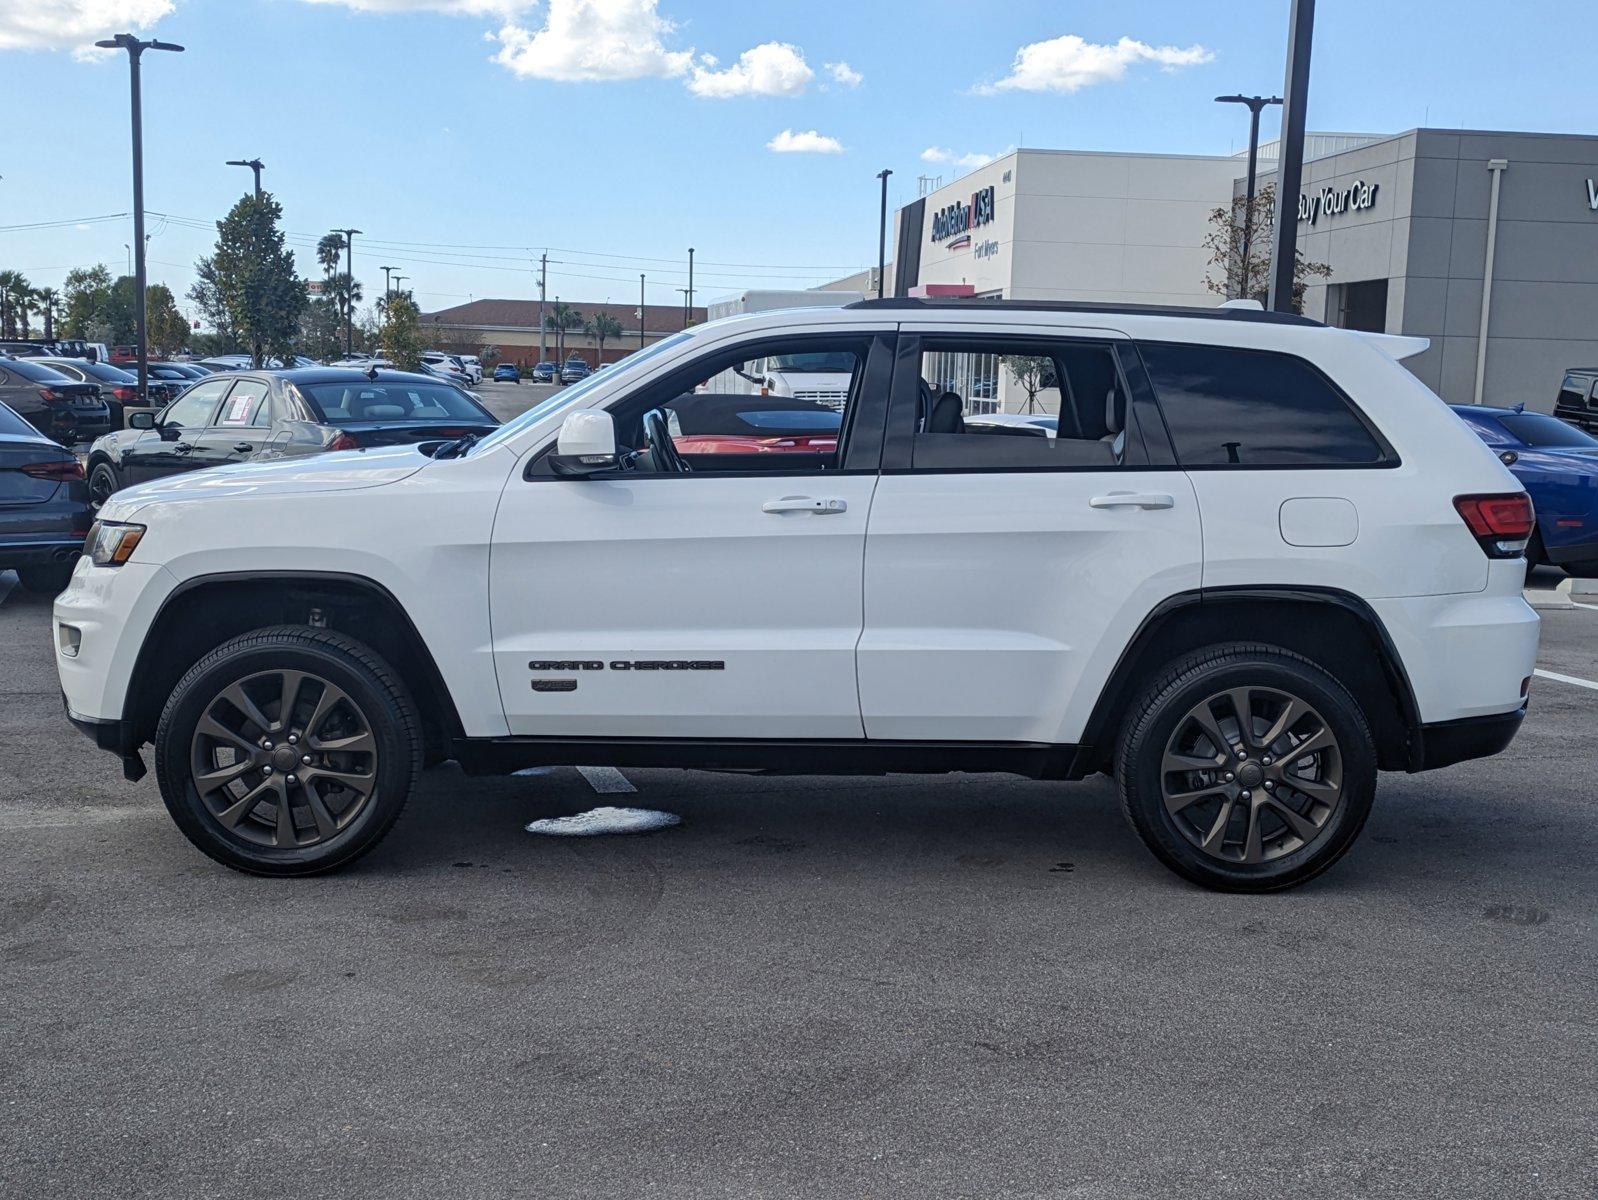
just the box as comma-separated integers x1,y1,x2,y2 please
0,357,110,445
560,359,591,384
492,363,521,383
57,299,1537,891
83,367,499,505
530,362,557,383
663,394,840,455
34,357,183,429
0,399,91,594
1453,403,1598,577
1554,368,1598,432
462,356,484,383
145,361,210,382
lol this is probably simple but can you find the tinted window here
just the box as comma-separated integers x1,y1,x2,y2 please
2,359,73,383
1557,375,1592,408
0,401,40,439
297,381,489,424
163,380,230,428
1140,343,1387,467
1499,412,1598,448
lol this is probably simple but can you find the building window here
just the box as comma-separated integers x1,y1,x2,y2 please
1328,279,1389,333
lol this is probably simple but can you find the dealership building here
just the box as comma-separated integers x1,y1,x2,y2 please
883,129,1598,412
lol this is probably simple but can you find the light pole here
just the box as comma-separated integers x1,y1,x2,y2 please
638,273,646,352
1268,0,1315,313
225,157,264,197
96,33,184,403
686,248,695,325
876,168,893,299
380,265,396,298
1214,95,1281,300
332,227,362,355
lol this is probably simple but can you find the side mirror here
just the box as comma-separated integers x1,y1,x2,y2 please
549,410,619,477
128,410,156,430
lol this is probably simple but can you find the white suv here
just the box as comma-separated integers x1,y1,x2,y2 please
54,300,1539,891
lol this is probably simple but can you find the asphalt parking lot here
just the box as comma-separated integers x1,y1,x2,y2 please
9,379,1598,1196
2,571,1595,1199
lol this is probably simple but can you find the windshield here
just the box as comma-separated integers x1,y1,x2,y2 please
768,351,856,374
5,359,72,383
474,331,695,454
296,380,491,424
1498,412,1598,449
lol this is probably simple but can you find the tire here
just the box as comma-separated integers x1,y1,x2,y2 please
1115,643,1377,893
88,460,120,509
154,625,422,876
17,563,74,594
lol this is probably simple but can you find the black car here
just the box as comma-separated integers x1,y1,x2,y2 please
0,357,110,445
86,367,500,503
0,400,92,594
146,361,210,382
35,357,183,428
1555,368,1598,433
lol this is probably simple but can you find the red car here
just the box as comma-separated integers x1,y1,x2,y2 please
665,394,841,456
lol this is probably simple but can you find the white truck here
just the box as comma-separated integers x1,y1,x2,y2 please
703,290,864,409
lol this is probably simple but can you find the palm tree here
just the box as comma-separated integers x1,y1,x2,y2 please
546,302,583,361
37,288,58,339
585,311,623,367
315,233,345,280
0,270,19,338
11,277,35,339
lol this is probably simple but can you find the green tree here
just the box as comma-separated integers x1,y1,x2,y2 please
37,287,58,339
545,302,583,361
584,312,622,367
145,284,190,356
204,192,306,367
477,343,501,367
61,265,114,340
379,293,427,371
1203,182,1331,311
1002,355,1054,414
0,271,32,338
187,257,241,352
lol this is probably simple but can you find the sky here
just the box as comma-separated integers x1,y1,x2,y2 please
1,0,1595,321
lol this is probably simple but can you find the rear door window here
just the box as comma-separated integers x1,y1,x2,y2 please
1138,342,1391,467
217,379,270,426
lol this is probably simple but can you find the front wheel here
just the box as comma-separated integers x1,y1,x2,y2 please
154,626,422,875
18,563,74,594
1116,644,1376,893
88,460,120,509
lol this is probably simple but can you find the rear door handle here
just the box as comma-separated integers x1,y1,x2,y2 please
173,442,194,454
762,496,848,515
233,442,254,454
1089,491,1175,510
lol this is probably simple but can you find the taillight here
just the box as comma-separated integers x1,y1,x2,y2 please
21,460,85,482
38,387,61,403
112,385,137,402
1454,492,1536,558
328,432,359,451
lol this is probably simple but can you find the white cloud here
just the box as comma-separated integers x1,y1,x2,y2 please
0,0,174,58
688,41,812,98
491,0,693,81
300,0,536,13
921,145,1004,171
981,33,1213,94
766,129,844,155
825,60,862,87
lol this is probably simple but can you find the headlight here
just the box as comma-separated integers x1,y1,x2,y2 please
85,520,146,567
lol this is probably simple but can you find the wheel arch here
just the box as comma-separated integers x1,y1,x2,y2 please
124,570,463,765
1079,587,1422,775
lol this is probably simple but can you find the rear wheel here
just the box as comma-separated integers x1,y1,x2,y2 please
17,564,74,594
155,626,422,876
88,461,120,509
1116,644,1376,892
1525,529,1546,583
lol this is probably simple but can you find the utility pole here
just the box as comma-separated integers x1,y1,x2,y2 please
1267,0,1315,313
537,252,548,365
225,157,264,197
380,265,395,298
876,168,893,299
639,274,646,352
677,288,691,329
1215,95,1281,300
687,248,695,324
332,227,362,355
390,275,408,305
96,32,183,403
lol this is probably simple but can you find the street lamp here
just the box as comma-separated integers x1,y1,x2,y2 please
638,273,646,352
380,265,396,298
876,168,893,299
687,248,695,323
1268,0,1317,313
225,157,264,198
331,227,362,356
1215,94,1281,300
97,32,183,402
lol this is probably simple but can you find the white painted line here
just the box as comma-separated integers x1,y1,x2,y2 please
576,765,636,794
1534,668,1598,692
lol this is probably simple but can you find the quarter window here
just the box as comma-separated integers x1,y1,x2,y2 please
1139,343,1388,467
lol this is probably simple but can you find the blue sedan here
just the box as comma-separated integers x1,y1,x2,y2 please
1453,404,1598,577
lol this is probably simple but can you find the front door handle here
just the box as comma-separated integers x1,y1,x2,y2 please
233,442,254,454
173,442,194,454
762,496,848,515
1089,491,1175,510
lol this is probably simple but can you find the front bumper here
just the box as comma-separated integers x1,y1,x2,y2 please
1410,704,1526,772
63,695,146,780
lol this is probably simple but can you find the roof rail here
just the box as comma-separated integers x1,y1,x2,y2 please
844,296,1323,327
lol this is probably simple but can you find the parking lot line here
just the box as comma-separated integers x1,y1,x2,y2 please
1533,668,1598,692
576,765,637,794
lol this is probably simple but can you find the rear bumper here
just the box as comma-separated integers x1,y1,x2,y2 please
1410,705,1526,772
0,536,85,570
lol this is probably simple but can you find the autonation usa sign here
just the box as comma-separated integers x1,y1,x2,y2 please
930,185,996,249
1298,178,1380,225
